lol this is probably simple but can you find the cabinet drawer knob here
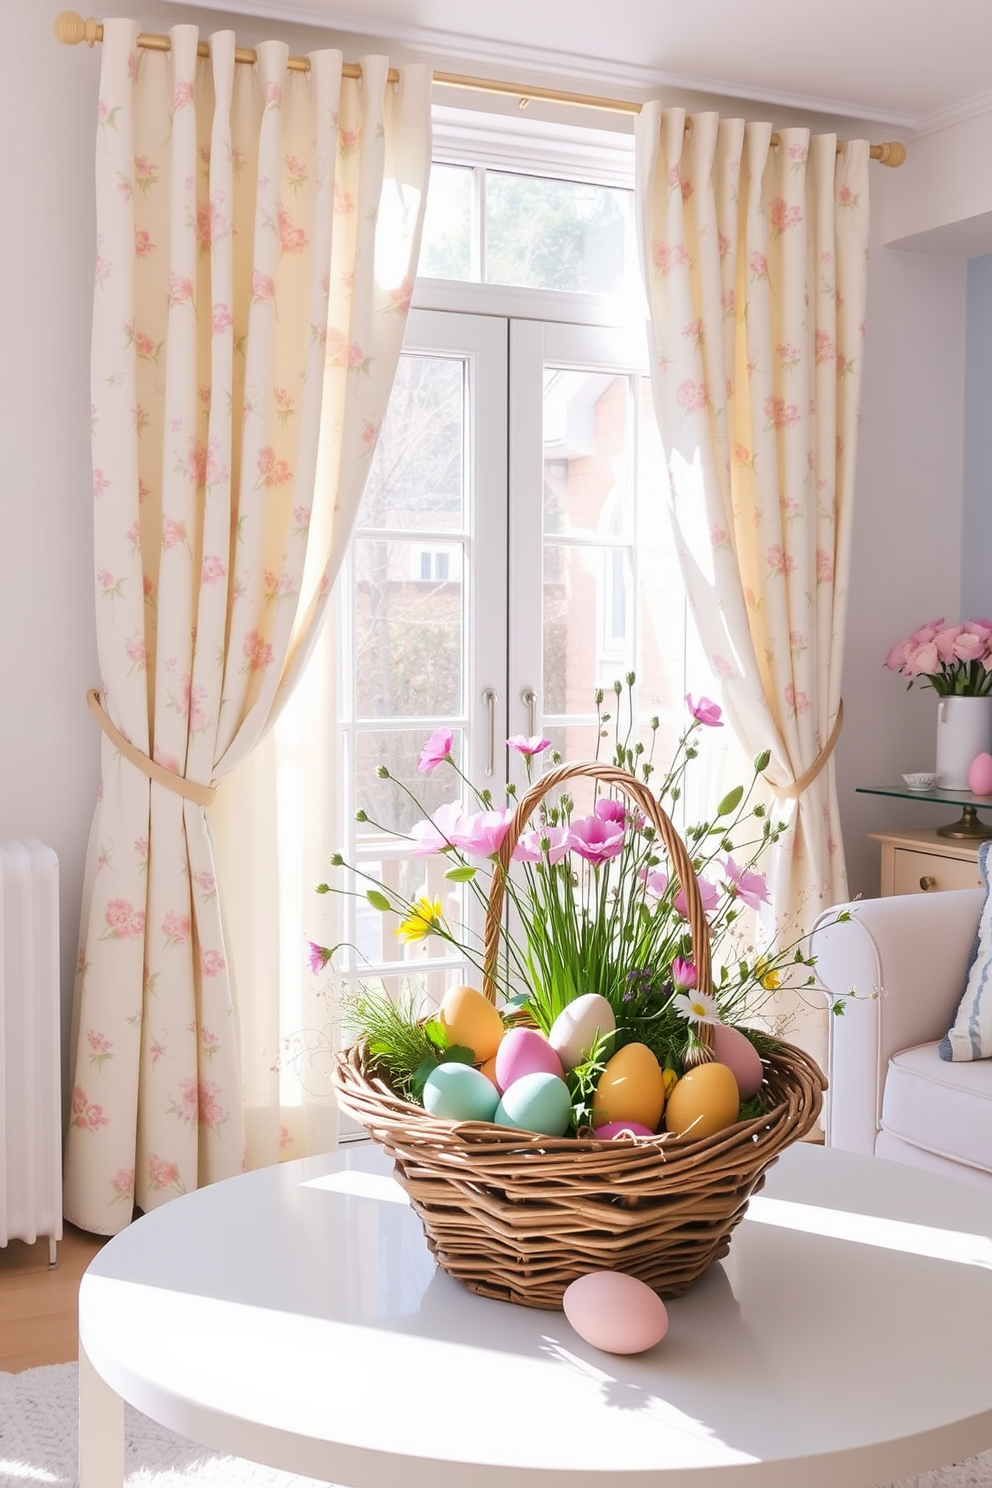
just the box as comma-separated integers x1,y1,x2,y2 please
920,874,937,891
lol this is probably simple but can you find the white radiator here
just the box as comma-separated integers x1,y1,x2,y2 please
0,840,62,1260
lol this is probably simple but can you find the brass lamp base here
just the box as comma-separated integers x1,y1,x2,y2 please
937,805,992,840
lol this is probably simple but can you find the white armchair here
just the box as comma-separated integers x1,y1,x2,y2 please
810,887,992,1192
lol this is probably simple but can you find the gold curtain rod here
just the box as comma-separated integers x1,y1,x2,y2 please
54,10,907,167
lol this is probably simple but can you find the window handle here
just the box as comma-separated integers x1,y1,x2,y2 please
522,687,537,736
483,688,497,777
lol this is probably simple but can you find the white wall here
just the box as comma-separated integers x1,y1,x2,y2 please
0,1,974,1079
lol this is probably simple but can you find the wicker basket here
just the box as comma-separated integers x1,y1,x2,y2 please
332,762,826,1309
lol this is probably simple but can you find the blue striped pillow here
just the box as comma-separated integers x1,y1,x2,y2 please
940,840,992,1061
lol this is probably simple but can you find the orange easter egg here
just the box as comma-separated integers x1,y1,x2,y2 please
592,1043,665,1132
437,984,504,1063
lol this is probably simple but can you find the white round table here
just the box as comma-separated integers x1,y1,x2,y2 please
79,1142,992,1488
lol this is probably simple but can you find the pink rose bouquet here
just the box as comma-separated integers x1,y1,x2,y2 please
885,618,992,696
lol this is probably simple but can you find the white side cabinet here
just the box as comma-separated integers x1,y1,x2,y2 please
869,828,983,897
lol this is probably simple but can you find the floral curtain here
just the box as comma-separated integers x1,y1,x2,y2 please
634,108,869,1069
64,19,431,1234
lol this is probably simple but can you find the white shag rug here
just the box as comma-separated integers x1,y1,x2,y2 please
2,1362,992,1487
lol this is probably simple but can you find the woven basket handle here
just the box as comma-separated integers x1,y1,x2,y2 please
482,761,713,1013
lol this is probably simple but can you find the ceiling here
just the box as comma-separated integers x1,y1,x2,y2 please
187,0,992,133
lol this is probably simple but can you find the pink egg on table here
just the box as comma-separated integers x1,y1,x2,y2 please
594,1120,656,1139
563,1271,669,1355
494,1026,564,1092
968,752,992,796
710,1022,765,1100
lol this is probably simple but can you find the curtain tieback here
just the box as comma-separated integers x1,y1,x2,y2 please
769,699,844,801
87,688,216,808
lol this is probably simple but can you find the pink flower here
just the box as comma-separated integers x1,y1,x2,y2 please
767,544,796,578
953,630,988,663
686,694,723,727
251,271,276,304
162,911,191,945
409,801,465,856
307,942,332,974
148,1154,180,1190
256,446,292,489
512,826,571,864
135,229,153,257
277,206,308,254
764,394,800,430
646,871,720,919
749,250,769,281
418,726,453,771
934,626,964,663
885,641,910,671
567,815,625,864
243,629,273,672
652,241,689,277
676,379,708,413
201,555,226,585
816,548,835,584
200,948,226,977
671,957,697,990
450,808,516,858
723,856,769,910
162,516,187,550
212,303,233,333
168,273,193,307
769,197,802,234
507,735,551,757
594,799,627,825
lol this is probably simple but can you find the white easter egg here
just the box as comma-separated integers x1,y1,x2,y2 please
549,993,616,1071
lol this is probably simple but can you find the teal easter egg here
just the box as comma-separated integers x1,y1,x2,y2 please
423,1062,500,1123
495,1071,572,1136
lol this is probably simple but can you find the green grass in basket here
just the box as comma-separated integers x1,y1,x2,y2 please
341,984,438,1100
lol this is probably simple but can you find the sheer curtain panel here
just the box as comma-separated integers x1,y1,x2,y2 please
65,19,431,1234
635,108,869,1069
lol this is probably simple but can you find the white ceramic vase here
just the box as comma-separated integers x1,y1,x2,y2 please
935,695,992,788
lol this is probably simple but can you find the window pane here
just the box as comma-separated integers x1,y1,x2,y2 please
486,172,631,295
543,542,633,708
358,354,465,533
354,537,463,718
544,370,630,536
420,163,473,281
354,728,462,835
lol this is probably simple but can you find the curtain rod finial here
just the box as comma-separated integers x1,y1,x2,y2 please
54,11,101,47
874,140,907,168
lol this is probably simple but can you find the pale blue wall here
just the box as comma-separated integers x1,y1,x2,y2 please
962,253,992,617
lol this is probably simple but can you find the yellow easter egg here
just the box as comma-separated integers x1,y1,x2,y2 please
437,984,504,1063
664,1061,740,1140
592,1042,666,1132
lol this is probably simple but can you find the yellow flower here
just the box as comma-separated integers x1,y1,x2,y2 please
754,957,780,991
395,895,444,943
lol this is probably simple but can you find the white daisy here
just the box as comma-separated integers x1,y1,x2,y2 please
672,990,722,1026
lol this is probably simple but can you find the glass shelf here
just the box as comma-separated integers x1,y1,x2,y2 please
856,784,992,840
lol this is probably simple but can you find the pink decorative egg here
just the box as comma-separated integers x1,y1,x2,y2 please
594,1120,656,1139
710,1022,765,1100
563,1271,669,1354
494,1026,564,1092
968,752,992,797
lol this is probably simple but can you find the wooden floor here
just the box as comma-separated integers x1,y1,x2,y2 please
0,1225,107,1373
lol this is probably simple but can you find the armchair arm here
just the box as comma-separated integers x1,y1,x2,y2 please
810,888,983,1155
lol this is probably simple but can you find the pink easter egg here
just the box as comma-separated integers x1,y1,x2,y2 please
594,1120,656,1139
968,752,992,796
493,1026,564,1092
563,1271,669,1354
710,1022,765,1100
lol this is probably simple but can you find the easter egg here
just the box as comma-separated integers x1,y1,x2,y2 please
594,1120,656,1139
422,1062,500,1124
591,1043,665,1132
710,1022,765,1100
549,993,617,1071
664,1061,740,1140
495,1071,572,1136
494,1026,564,1092
437,984,504,1063
563,1271,669,1355
969,752,992,796
478,1052,500,1087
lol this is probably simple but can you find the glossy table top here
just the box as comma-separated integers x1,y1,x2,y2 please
80,1142,992,1488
